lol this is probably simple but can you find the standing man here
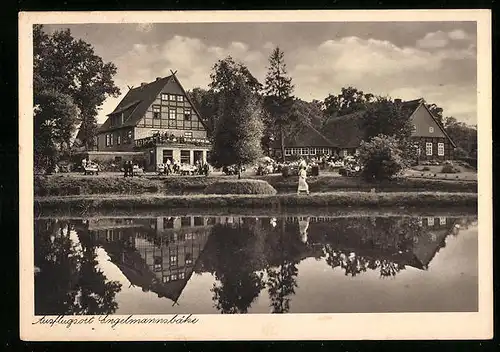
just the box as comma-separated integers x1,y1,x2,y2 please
166,158,172,176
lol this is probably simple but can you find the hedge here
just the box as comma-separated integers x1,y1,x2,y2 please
204,179,277,195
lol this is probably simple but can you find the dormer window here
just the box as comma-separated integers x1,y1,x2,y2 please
429,126,434,133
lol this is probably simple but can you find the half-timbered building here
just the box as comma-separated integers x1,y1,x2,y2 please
96,72,211,170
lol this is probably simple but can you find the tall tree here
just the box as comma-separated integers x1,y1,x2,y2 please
426,103,444,127
33,25,120,150
209,75,265,178
444,116,477,158
263,47,295,162
34,89,79,172
362,97,414,142
209,56,262,94
186,87,219,136
323,87,375,120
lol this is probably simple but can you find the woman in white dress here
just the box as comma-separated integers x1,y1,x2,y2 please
298,217,310,243
297,166,310,195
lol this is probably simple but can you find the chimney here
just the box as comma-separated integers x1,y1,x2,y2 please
156,77,162,81
140,82,147,87
394,98,402,104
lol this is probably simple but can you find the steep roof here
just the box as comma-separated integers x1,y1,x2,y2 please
272,123,337,148
321,111,366,149
98,73,208,133
99,75,173,132
321,98,457,148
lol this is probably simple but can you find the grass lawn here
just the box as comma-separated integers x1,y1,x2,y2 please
35,169,477,197
35,191,477,215
404,164,477,181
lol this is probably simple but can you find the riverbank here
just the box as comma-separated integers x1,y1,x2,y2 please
35,173,478,196
35,192,477,214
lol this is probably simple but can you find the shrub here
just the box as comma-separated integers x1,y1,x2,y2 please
441,164,461,174
204,179,277,195
358,134,408,181
454,146,469,159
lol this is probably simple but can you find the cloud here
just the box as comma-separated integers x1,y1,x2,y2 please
97,33,476,125
286,36,476,122
448,29,469,40
416,31,450,48
416,29,473,48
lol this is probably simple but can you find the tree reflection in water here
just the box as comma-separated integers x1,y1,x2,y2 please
202,220,266,314
34,219,122,315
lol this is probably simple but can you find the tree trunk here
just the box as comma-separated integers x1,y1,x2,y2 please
238,164,241,179
280,126,285,163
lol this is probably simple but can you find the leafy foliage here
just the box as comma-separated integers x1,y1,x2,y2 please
444,116,477,158
209,56,262,94
204,179,277,195
323,86,375,120
186,88,218,136
202,222,266,314
362,97,414,141
263,47,295,161
34,89,79,172
209,75,265,175
34,219,122,315
33,25,120,150
358,134,409,181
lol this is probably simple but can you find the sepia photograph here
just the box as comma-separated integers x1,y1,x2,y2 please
19,10,492,340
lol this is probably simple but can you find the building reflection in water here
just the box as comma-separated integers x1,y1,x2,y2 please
34,214,475,314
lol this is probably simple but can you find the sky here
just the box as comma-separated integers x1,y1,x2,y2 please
43,22,477,125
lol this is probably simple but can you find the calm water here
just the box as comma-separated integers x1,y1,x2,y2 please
34,214,478,315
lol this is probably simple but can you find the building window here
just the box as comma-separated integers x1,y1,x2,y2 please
438,143,444,156
179,272,185,280
153,256,162,272
184,109,191,120
117,135,121,145
169,109,176,119
310,148,316,155
161,93,168,100
151,130,160,136
412,125,417,133
170,254,178,267
185,253,193,265
163,276,170,283
170,273,178,281
429,126,434,133
184,131,193,138
127,130,132,142
342,150,348,157
152,105,161,119
426,142,433,156
109,134,113,146
169,94,176,101
105,134,109,147
177,95,184,102
439,217,447,225
417,217,423,226
180,150,191,164
284,148,291,156
427,217,435,226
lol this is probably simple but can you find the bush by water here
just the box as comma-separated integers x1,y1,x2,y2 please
204,179,277,195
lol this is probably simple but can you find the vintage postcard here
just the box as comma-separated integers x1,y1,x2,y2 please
19,10,492,340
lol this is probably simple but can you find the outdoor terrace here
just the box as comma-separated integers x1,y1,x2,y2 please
135,134,211,148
